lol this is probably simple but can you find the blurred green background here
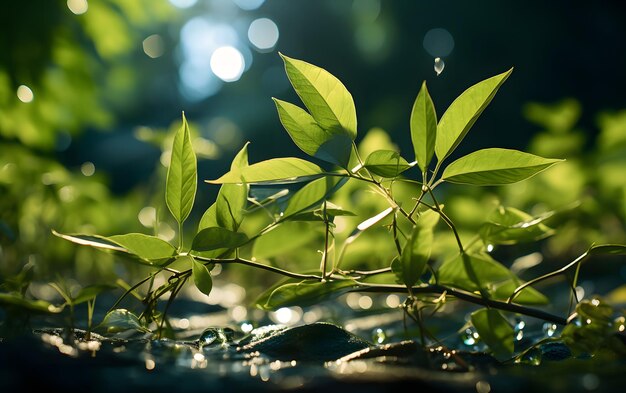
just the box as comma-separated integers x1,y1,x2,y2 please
1,0,625,300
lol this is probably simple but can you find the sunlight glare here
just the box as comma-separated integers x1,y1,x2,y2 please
248,18,279,51
17,85,34,103
67,0,88,15
210,46,245,82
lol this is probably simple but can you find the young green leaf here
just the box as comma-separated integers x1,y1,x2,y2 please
108,233,177,262
256,278,356,310
470,308,515,361
191,257,213,297
52,231,172,266
198,203,218,232
480,206,555,245
252,221,319,259
207,157,325,185
437,253,547,305
364,150,412,178
441,148,563,185
435,69,513,161
0,293,61,313
273,98,352,168
191,227,249,252
282,176,347,219
392,210,439,288
280,53,357,139
410,81,437,172
99,309,149,334
166,113,197,225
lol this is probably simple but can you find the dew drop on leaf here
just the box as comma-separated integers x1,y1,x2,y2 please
372,328,386,344
199,328,220,346
434,57,445,76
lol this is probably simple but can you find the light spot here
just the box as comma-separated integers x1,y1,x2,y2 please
230,305,248,321
358,295,373,310
17,85,34,103
80,162,95,176
138,206,157,228
475,380,491,393
210,46,245,82
143,34,165,58
241,322,254,333
248,18,279,51
385,294,400,308
486,244,494,253
274,307,293,324
582,374,599,390
168,0,197,8
423,28,455,57
233,0,265,10
67,0,88,15
145,358,156,370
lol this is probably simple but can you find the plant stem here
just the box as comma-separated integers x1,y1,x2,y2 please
507,251,589,303
425,186,464,253
356,283,567,325
321,201,330,279
191,255,322,280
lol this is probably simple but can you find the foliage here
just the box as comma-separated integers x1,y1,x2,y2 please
2,54,625,362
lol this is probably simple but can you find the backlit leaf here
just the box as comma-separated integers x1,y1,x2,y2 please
280,53,357,139
108,233,177,262
471,308,515,361
364,150,412,178
435,69,512,161
207,157,325,185
282,176,347,219
442,148,562,185
166,113,197,225
480,206,554,245
191,227,249,252
100,309,149,334
411,81,437,172
257,278,356,310
437,253,547,305
273,98,352,167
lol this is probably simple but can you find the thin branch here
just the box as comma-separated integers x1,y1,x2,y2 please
355,283,567,325
191,255,322,280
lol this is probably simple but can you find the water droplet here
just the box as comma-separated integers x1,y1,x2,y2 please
462,327,479,346
199,328,220,346
434,57,445,76
542,322,557,337
520,348,542,366
372,328,386,344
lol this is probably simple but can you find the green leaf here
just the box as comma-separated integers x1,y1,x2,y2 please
191,257,213,297
470,308,515,361
282,176,347,219
364,150,412,178
256,278,356,310
437,253,548,305
166,113,197,224
273,98,352,168
480,206,554,245
99,309,149,334
191,227,249,252
280,53,357,139
198,203,218,232
392,210,439,288
287,201,356,222
252,221,318,259
207,157,325,185
72,284,116,305
442,148,562,185
108,233,177,263
0,292,61,313
410,81,437,172
52,231,172,266
215,143,250,231
435,69,513,161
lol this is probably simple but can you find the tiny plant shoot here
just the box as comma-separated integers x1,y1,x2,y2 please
55,53,626,360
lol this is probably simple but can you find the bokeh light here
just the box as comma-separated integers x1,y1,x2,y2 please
142,34,165,58
210,46,245,82
16,85,34,103
248,18,279,51
67,0,88,15
233,0,265,11
168,0,197,8
423,27,455,57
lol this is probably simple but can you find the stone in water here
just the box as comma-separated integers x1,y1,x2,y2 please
434,57,445,76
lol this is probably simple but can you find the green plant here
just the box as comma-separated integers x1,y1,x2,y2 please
51,54,625,359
